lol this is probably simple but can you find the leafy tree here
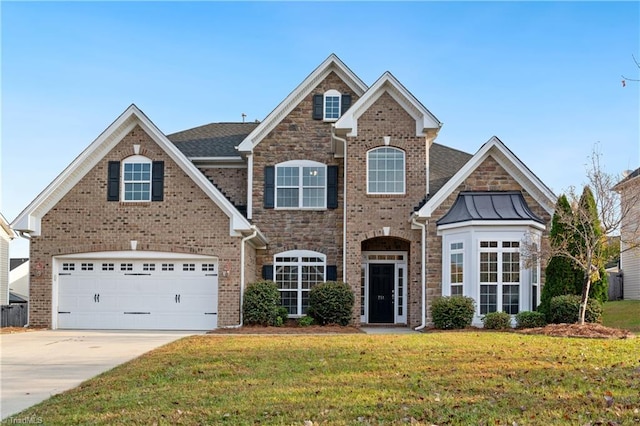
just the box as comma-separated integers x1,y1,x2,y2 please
525,147,640,325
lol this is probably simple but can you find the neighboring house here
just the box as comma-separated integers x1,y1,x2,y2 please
613,168,640,300
11,55,555,330
1,214,15,305
9,258,30,302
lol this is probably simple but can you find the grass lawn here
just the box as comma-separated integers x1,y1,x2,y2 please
603,300,640,333
8,332,639,425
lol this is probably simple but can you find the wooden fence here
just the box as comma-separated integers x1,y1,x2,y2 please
1,304,28,327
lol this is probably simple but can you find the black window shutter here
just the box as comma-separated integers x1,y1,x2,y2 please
326,265,338,282
312,94,323,120
151,161,164,201
327,165,338,209
264,166,275,208
107,161,120,201
262,265,274,281
341,94,352,115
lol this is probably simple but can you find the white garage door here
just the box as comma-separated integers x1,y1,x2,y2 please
57,258,218,330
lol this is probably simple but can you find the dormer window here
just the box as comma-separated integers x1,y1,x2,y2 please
312,91,352,121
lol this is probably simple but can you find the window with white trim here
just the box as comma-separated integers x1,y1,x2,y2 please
275,250,326,316
275,160,326,209
531,242,540,311
367,147,405,194
450,242,464,296
479,240,520,315
324,89,341,120
122,155,152,202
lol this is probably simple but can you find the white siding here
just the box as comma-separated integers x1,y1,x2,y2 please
619,174,640,300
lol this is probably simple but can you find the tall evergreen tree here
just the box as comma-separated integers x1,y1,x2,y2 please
539,195,582,318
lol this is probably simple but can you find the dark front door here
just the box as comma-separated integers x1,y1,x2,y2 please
369,264,394,323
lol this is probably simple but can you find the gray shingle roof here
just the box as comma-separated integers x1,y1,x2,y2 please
429,143,473,196
437,191,544,225
167,122,259,158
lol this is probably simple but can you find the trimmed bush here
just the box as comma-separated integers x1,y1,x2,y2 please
275,307,289,327
431,296,475,330
307,281,354,326
549,294,603,324
482,311,512,330
297,315,314,327
515,311,547,329
243,281,281,326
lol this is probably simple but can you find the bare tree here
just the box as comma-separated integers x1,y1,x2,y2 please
525,147,640,324
621,54,639,86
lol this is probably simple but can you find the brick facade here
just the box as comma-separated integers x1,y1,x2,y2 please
251,71,359,275
29,125,247,328
21,57,555,330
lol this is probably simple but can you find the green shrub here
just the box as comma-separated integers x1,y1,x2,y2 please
276,307,289,327
549,294,603,324
482,311,512,330
431,296,475,330
307,281,354,326
297,315,314,327
515,311,547,329
243,281,281,326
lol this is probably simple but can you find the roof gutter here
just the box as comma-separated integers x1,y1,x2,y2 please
411,215,427,331
331,124,348,282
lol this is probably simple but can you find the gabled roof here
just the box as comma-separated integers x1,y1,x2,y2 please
334,71,441,137
417,136,556,219
11,104,267,245
168,122,259,159
437,191,545,226
237,54,368,153
612,167,640,191
1,213,14,240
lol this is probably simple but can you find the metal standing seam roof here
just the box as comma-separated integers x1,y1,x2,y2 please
437,191,545,225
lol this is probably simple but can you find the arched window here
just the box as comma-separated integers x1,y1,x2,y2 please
274,250,326,316
122,155,153,202
323,89,341,120
367,147,405,194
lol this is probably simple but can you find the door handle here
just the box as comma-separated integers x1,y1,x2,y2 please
94,294,100,303
177,294,181,303
175,294,181,303
97,294,100,303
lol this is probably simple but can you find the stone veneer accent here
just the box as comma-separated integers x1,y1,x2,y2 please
29,125,249,328
251,71,359,274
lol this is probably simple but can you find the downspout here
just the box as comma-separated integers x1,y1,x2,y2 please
411,216,427,331
17,231,31,328
331,124,348,282
225,226,258,328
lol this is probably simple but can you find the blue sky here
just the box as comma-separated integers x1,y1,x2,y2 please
2,1,639,258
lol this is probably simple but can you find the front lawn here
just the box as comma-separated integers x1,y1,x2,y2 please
603,300,640,332
7,333,639,425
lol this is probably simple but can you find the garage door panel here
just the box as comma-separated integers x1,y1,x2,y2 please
57,258,218,330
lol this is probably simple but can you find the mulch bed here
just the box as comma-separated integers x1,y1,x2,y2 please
516,323,635,339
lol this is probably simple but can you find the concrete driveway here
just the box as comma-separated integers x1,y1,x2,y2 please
1,329,196,420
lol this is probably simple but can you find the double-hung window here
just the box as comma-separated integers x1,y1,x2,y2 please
367,147,405,194
122,155,152,202
479,240,521,315
450,242,464,296
323,89,341,120
276,161,326,209
275,250,326,316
